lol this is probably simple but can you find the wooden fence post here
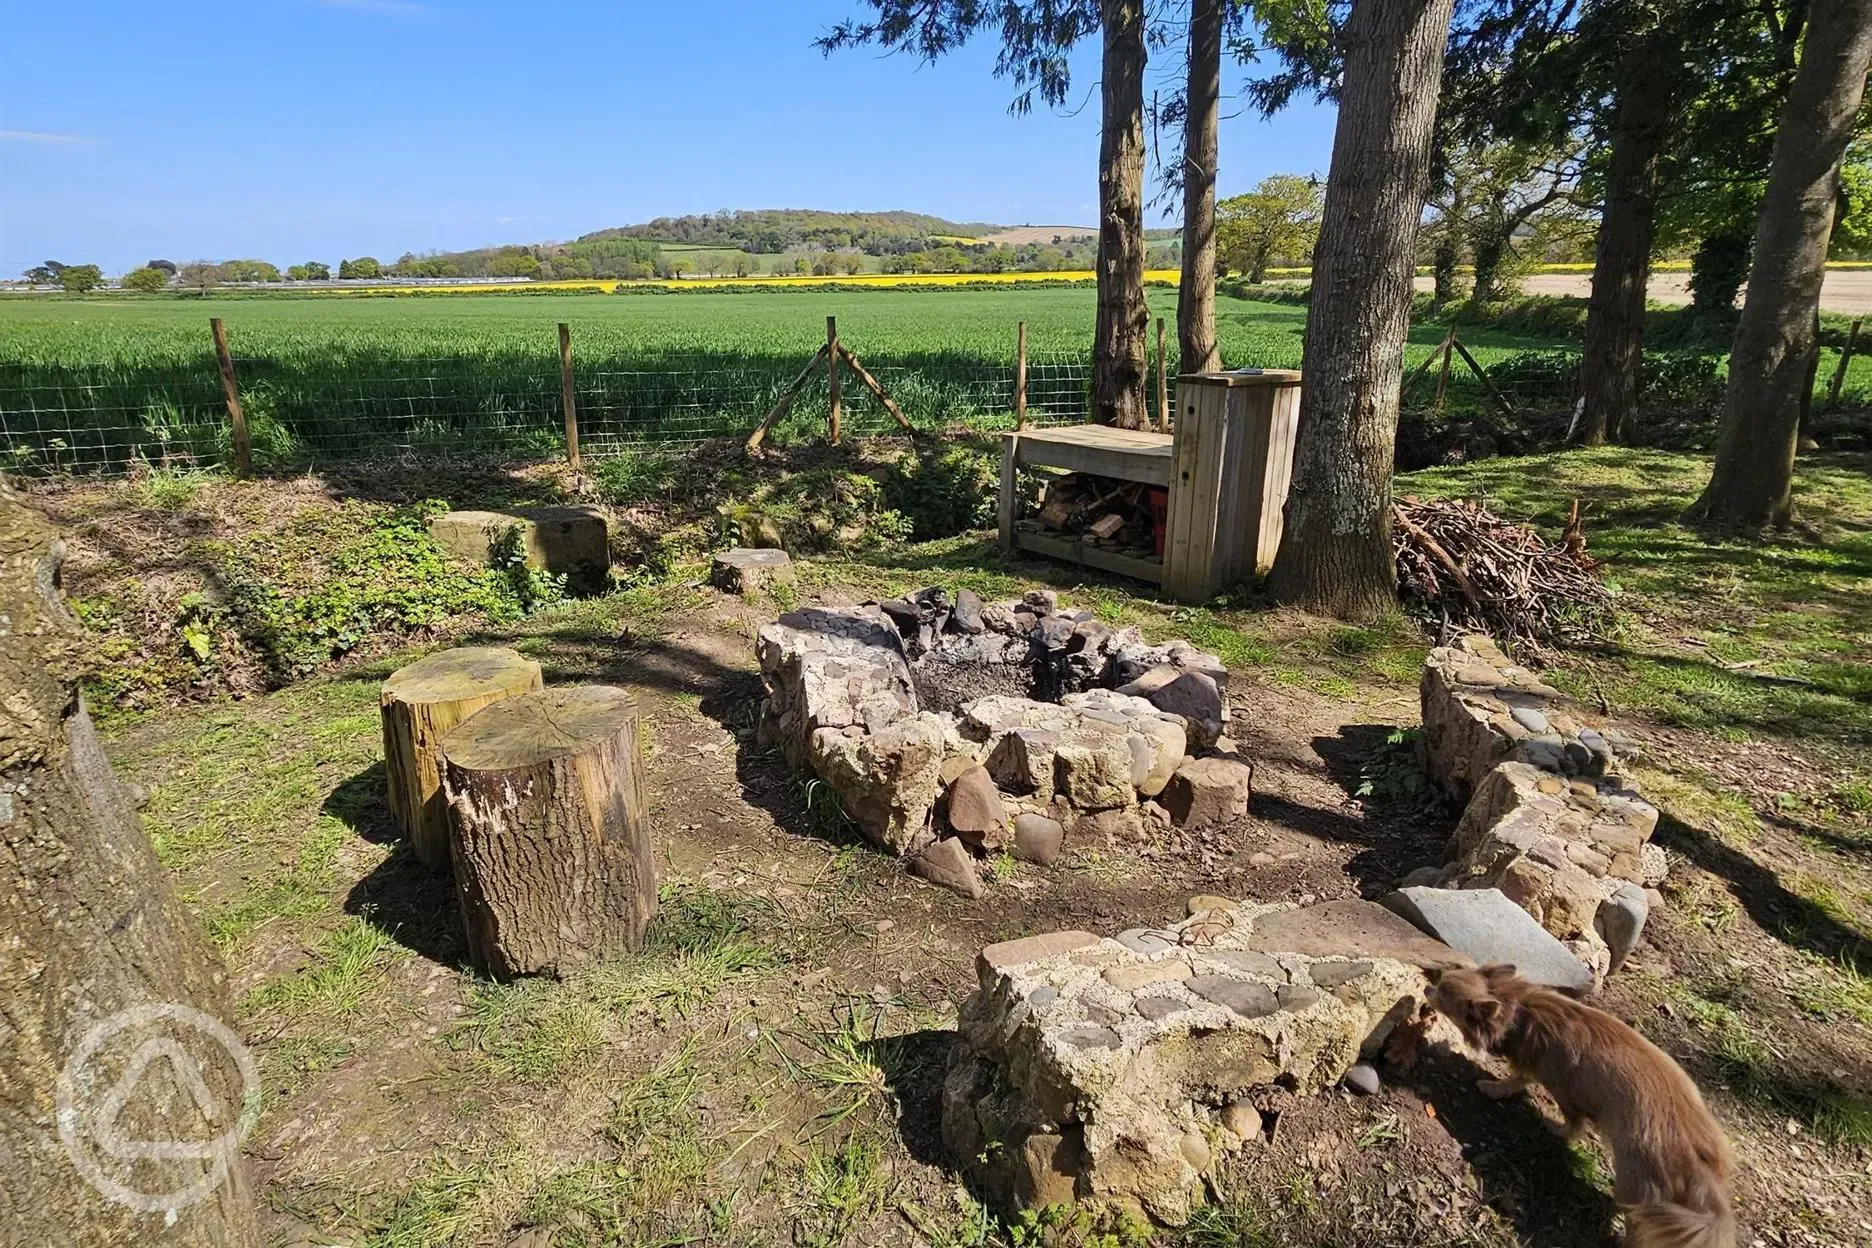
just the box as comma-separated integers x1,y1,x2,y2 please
1154,316,1169,432
558,322,581,472
826,316,842,444
209,317,252,478
1433,328,1455,410
1014,320,1029,430
1827,317,1863,408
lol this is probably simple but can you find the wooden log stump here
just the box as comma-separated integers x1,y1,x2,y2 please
380,646,543,870
440,685,656,979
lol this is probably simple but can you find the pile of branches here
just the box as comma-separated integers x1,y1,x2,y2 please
1393,496,1613,644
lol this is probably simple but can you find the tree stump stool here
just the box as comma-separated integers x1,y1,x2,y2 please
439,685,656,979
380,646,543,870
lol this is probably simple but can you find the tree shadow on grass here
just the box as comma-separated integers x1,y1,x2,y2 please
1653,809,1872,969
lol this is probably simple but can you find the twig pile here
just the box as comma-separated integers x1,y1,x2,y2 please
1393,497,1612,644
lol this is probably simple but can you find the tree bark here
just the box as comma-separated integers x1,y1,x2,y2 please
1692,0,1872,528
1471,233,1508,305
1431,234,1459,308
1094,0,1151,429
1177,0,1224,376
1578,47,1674,445
441,685,656,980
380,646,543,871
1267,0,1456,620
0,487,258,1247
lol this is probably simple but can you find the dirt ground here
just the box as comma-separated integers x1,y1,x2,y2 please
1412,268,1872,314
96,555,1872,1247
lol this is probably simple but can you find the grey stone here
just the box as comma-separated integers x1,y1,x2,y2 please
1037,615,1077,651
1306,961,1374,989
1029,986,1060,1008
1188,976,1280,1019
710,547,794,594
1381,886,1593,992
1022,589,1059,615
1203,950,1284,980
1116,928,1179,957
1139,671,1224,733
1595,882,1650,973
910,837,984,899
1399,865,1448,889
1519,738,1569,773
1342,1063,1380,1096
1135,995,1188,1021
951,588,987,634
1012,813,1065,865
1276,984,1321,1011
1061,1024,1122,1050
1510,707,1549,734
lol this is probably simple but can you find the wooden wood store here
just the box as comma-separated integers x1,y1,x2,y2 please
998,370,1302,603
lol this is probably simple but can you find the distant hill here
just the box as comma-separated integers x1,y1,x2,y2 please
582,209,1009,255
386,210,1174,281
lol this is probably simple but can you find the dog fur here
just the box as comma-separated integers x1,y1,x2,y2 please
1427,965,1735,1248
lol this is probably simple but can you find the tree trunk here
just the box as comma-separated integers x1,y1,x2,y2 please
1267,0,1456,620
1177,0,1224,376
1693,0,1872,527
1094,0,1151,429
0,487,259,1247
1578,48,1673,445
441,685,656,980
1470,233,1507,305
380,646,543,871
1797,307,1823,445
1431,235,1459,308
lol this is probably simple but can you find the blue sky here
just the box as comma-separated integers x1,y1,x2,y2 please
0,1,1337,276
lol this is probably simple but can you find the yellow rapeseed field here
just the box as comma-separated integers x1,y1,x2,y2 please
348,270,1182,296
313,260,1872,297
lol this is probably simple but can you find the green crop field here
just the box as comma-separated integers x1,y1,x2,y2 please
0,286,1569,367
7,285,1854,475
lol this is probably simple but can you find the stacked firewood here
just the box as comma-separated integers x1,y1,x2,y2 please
1028,473,1161,557
1393,496,1612,644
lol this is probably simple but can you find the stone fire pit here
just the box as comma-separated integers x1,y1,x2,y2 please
755,587,1250,895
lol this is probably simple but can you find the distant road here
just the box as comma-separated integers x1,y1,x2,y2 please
1410,270,1872,315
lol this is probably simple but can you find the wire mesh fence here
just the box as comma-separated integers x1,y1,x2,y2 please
3,321,1866,477
0,341,1110,476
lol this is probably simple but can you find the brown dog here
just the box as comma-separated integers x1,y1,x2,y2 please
1427,965,1735,1248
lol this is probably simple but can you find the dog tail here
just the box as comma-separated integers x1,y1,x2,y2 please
1625,1201,1735,1248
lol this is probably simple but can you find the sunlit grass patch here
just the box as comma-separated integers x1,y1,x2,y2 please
453,883,781,1081
245,916,403,1019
